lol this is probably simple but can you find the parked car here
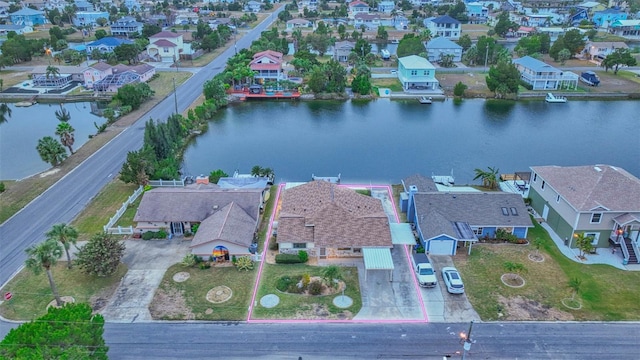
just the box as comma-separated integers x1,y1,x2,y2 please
441,267,464,294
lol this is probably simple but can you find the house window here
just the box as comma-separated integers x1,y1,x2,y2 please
590,213,602,224
541,181,545,190
556,194,561,203
293,243,306,249
585,232,599,245
337,247,351,251
473,227,483,235
353,248,361,253
411,70,417,75
533,173,537,182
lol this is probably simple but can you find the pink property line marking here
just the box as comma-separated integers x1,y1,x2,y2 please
247,183,428,323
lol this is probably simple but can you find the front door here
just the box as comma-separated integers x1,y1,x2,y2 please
319,247,326,259
171,222,184,235
542,204,549,221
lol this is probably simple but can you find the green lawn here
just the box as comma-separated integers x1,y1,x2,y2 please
148,71,192,99
0,262,127,320
71,180,139,238
150,263,257,321
371,78,404,92
252,263,362,320
256,185,278,253
456,219,640,321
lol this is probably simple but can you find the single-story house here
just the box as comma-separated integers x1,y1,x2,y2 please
276,181,392,260
31,65,85,84
133,183,265,259
147,31,184,63
246,1,262,13
425,37,463,63
583,41,629,61
403,174,533,255
0,24,34,35
112,63,156,82
93,71,140,92
609,20,640,40
397,55,440,91
87,37,134,55
73,11,109,27
528,165,640,264
286,18,312,31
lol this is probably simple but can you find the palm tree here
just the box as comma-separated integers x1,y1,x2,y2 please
25,239,64,306
568,277,582,301
473,166,500,189
46,223,79,268
0,103,11,125
55,122,76,154
37,136,68,166
55,105,71,122
46,65,60,79
419,29,432,43
251,165,263,177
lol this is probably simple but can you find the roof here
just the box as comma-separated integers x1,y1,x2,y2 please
0,24,30,30
429,15,461,25
88,37,133,47
402,174,438,193
190,202,257,248
362,248,394,270
287,18,311,24
390,223,416,245
426,37,462,50
152,39,177,47
530,165,640,212
253,50,283,60
10,8,44,15
398,55,435,70
217,176,270,189
414,192,533,240
134,184,263,223
150,30,182,38
512,56,561,73
611,20,640,26
595,8,625,14
349,1,369,7
32,65,87,75
334,41,355,50
90,61,112,71
355,13,380,20
277,181,392,248
578,1,601,7
586,41,628,49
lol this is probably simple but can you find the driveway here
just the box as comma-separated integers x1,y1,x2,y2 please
99,239,191,323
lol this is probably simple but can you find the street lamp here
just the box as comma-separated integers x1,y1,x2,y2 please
459,320,475,360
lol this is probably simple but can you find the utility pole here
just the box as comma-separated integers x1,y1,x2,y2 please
173,77,178,115
484,46,489,73
461,320,475,360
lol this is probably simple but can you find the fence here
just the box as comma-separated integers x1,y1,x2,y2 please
103,185,144,234
148,178,185,187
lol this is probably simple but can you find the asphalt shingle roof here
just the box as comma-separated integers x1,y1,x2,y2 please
513,56,561,73
426,37,462,50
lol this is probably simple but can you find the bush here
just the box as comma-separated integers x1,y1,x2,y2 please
302,273,311,287
275,253,304,264
235,256,254,271
141,230,168,240
232,255,237,263
453,81,468,97
519,80,533,90
276,275,294,292
298,250,308,263
269,239,279,251
191,223,199,233
308,280,323,295
0,182,5,193
199,262,211,269
181,254,199,267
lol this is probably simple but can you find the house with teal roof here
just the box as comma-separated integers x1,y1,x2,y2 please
609,19,640,39
9,8,46,26
593,8,627,29
397,55,439,91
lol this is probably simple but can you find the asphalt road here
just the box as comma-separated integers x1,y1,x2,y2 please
0,8,282,288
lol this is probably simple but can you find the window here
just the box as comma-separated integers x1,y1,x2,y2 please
410,70,417,76
293,243,306,249
541,181,545,190
423,70,428,75
585,232,599,245
590,213,602,224
533,173,537,182
510,207,518,216
501,207,509,216
556,194,561,203
473,227,483,235
163,47,169,53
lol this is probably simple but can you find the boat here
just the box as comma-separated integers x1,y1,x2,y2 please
432,170,455,186
15,96,37,107
418,96,433,104
380,49,391,60
545,93,567,103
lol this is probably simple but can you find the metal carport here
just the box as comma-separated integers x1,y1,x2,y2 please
362,247,395,281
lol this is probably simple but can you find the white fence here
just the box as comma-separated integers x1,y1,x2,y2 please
103,185,144,234
148,179,185,187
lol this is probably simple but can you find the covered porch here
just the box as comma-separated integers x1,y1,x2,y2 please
609,213,640,264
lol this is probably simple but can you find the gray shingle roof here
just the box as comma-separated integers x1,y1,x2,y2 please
190,202,257,248
414,192,533,239
426,37,462,50
430,15,461,24
512,56,561,73
530,165,640,211
277,181,392,248
402,174,438,193
133,184,262,223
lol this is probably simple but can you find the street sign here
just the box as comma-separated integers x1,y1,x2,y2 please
4,292,12,301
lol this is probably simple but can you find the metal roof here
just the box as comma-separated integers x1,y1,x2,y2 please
362,247,394,270
390,223,416,245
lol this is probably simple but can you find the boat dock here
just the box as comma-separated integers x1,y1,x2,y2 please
312,173,341,184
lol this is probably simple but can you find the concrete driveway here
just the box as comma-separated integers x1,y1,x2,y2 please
99,239,191,323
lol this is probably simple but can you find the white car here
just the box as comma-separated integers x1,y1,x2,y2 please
441,267,465,294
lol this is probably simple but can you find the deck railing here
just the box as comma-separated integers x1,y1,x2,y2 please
620,237,630,263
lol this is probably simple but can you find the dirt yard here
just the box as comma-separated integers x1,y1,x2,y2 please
497,295,574,321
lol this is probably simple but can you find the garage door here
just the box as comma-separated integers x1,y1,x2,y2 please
427,239,455,255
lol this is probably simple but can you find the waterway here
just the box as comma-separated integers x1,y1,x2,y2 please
182,98,640,185
0,102,105,180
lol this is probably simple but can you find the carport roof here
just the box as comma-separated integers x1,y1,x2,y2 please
390,223,416,245
362,247,394,270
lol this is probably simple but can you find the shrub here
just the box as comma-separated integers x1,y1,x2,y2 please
141,230,168,240
209,255,215,262
276,276,294,292
302,273,311,287
519,80,533,90
232,255,237,264
235,256,254,271
269,239,279,251
141,231,154,240
191,223,199,233
298,250,309,263
157,229,168,239
275,253,304,264
308,280,323,295
453,81,468,97
0,182,5,193
199,262,211,270
181,254,199,267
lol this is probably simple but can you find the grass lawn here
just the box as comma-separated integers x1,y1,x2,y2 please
252,264,362,320
150,263,257,321
0,70,31,88
71,180,140,238
0,262,127,321
616,70,640,85
256,185,278,253
371,78,403,92
456,219,640,321
148,71,192,98
391,184,407,223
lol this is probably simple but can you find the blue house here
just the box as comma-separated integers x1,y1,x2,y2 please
397,55,439,91
87,37,133,55
377,1,395,13
593,8,627,29
73,11,109,27
402,174,533,255
9,8,47,26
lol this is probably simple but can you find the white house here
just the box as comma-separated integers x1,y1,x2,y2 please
424,15,461,40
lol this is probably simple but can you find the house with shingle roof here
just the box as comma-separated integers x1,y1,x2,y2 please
134,184,265,259
425,37,463,63
512,56,579,90
424,15,461,40
250,50,285,81
276,181,392,260
147,31,184,63
583,41,629,61
528,165,640,263
9,8,46,26
401,174,532,255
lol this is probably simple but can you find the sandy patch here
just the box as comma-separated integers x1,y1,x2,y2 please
292,304,353,320
172,272,190,282
149,286,194,320
206,286,233,304
497,295,574,321
46,296,75,310
39,168,61,178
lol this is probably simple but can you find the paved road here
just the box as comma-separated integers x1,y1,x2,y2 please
0,7,283,288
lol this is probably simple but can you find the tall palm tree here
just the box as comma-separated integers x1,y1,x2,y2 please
25,239,64,306
0,103,11,125
55,122,76,154
420,29,433,43
37,136,68,166
46,65,60,79
54,105,71,122
46,223,79,269
473,166,500,189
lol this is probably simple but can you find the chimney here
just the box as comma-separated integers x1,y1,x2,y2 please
195,174,209,184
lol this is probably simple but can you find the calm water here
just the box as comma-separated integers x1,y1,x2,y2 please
183,99,640,184
0,102,105,179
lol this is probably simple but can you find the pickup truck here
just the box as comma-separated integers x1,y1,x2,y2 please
411,252,438,288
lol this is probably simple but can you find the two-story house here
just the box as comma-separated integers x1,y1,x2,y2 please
424,15,461,40
110,16,143,38
377,1,395,13
87,37,134,56
397,55,440,91
593,8,627,29
333,41,355,62
83,62,113,89
512,56,579,90
609,20,640,40
466,2,488,24
147,31,184,63
250,50,285,82
425,37,463,63
528,165,640,264
73,11,109,27
583,41,629,61
354,13,381,30
9,8,47,26
348,1,369,19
